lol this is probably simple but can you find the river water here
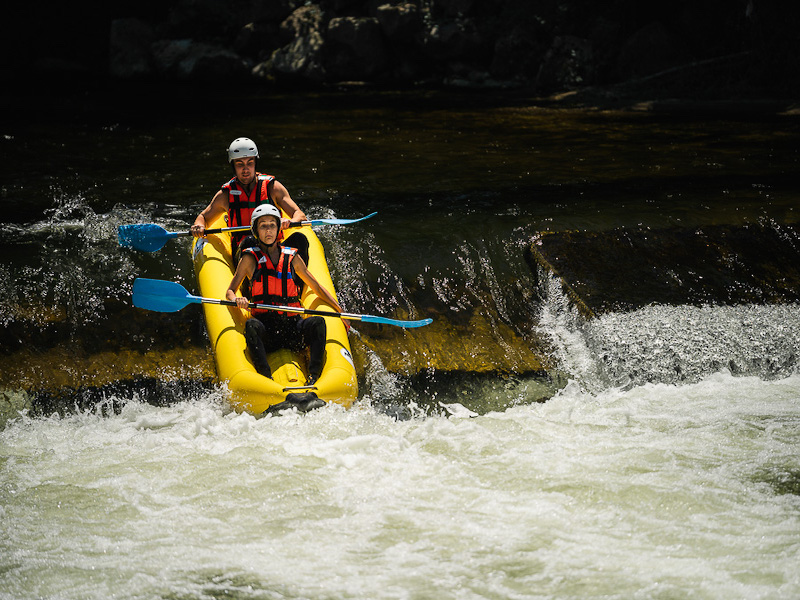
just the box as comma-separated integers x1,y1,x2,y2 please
1,87,799,598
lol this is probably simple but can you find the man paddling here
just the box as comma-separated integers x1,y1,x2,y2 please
226,203,343,386
191,137,309,265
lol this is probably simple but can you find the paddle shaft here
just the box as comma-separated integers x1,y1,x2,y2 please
119,212,377,252
195,222,306,236
199,212,377,235
132,278,432,327
201,296,367,322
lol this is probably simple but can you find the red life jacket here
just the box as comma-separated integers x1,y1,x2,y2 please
244,245,302,315
222,173,276,249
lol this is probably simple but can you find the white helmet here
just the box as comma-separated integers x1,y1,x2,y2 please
227,137,259,163
250,203,282,237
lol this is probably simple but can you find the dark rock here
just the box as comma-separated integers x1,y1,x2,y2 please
376,3,424,43
616,21,687,80
31,57,93,80
269,32,328,83
234,22,282,60
423,19,485,62
160,0,242,43
7,0,790,98
266,5,329,82
586,17,622,82
151,39,251,81
280,5,327,43
326,16,389,80
528,223,800,317
535,35,594,93
319,0,363,13
490,24,546,81
436,0,480,18
251,0,302,24
109,18,157,79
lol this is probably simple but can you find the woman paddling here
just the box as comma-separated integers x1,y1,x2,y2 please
226,204,344,386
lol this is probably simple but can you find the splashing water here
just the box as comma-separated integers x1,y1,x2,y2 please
538,268,800,392
2,372,799,599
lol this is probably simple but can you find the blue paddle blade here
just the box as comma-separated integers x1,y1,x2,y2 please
309,211,378,226
359,315,433,328
132,278,202,312
118,224,177,252
131,276,432,328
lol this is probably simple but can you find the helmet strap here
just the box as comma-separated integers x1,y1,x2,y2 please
259,238,280,255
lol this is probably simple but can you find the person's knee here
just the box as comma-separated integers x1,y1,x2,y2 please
245,319,263,346
284,233,310,264
304,316,326,340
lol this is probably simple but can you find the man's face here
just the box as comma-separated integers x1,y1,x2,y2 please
233,157,256,183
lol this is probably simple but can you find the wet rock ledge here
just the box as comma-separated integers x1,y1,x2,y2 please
527,222,800,318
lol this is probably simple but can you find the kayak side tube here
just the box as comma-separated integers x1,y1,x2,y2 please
191,211,358,414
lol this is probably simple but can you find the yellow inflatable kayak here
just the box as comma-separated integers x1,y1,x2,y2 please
191,210,358,414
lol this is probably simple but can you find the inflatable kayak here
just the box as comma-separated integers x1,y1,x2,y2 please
191,210,358,414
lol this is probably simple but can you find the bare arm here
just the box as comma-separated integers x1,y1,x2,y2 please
293,256,343,314
270,180,307,229
191,190,229,238
226,254,256,309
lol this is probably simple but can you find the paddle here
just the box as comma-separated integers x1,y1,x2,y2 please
118,212,378,252
132,278,433,328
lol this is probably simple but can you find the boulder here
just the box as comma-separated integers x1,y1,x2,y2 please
490,24,546,81
279,5,326,42
423,19,485,62
436,0,480,17
326,16,389,81
251,0,301,24
269,32,328,83
234,22,282,60
535,35,594,92
151,39,251,81
160,0,242,42
109,18,156,79
527,223,800,317
616,21,686,80
269,5,329,82
376,3,424,43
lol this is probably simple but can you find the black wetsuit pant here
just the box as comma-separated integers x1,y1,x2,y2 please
244,313,326,380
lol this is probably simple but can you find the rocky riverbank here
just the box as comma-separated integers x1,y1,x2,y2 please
5,1,799,109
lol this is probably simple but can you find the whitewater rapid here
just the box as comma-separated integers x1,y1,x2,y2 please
2,366,798,599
